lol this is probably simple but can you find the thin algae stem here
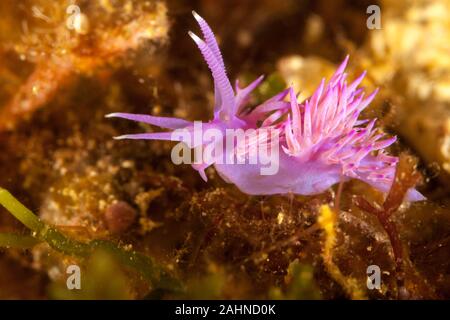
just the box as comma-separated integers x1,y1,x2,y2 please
0,187,182,293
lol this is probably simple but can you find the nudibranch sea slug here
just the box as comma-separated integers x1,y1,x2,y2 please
107,11,424,202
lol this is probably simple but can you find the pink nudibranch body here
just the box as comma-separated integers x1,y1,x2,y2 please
106,11,424,202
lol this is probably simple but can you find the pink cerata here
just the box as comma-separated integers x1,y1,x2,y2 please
107,11,424,202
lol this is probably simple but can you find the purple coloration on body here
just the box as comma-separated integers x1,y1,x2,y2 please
107,11,424,202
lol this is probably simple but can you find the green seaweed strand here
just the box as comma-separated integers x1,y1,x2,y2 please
0,188,44,231
0,233,42,248
0,188,182,292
